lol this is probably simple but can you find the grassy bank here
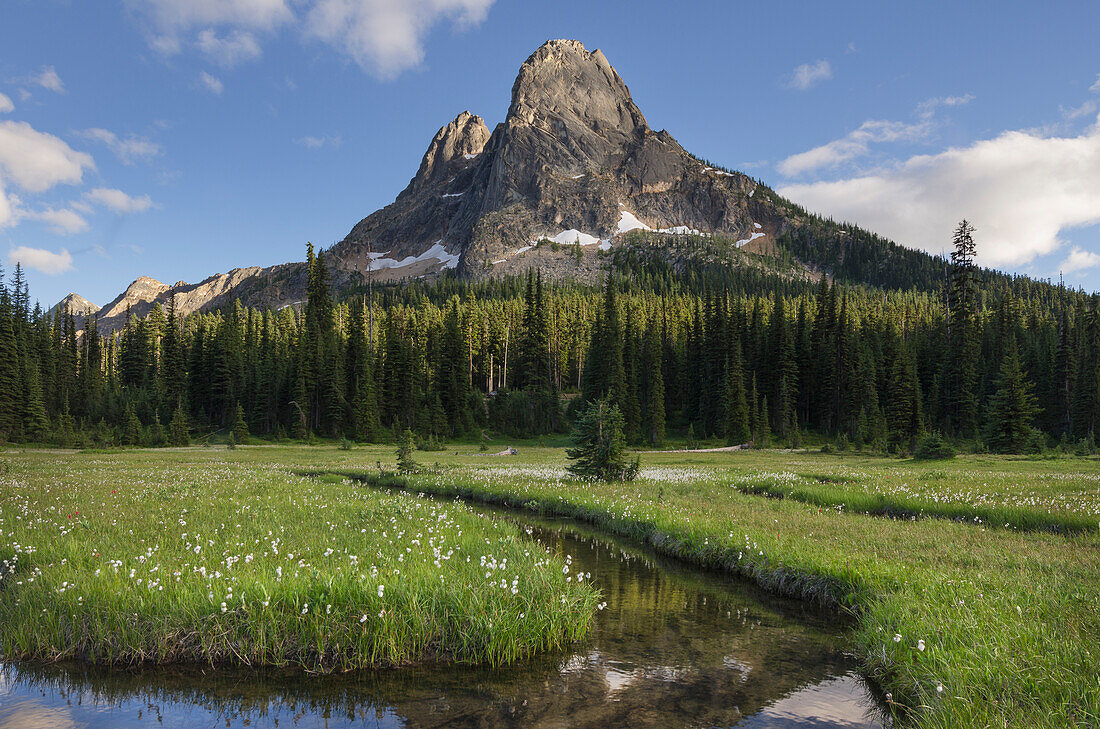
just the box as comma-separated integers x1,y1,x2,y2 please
2,443,1097,726
730,468,1099,533
330,448,1099,729
0,451,597,671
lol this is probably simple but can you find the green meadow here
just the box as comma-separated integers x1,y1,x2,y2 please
0,448,597,671
1,442,1098,728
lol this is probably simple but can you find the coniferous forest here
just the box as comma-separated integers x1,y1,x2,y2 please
2,229,1099,455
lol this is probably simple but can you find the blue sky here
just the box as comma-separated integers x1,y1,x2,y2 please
2,0,1099,307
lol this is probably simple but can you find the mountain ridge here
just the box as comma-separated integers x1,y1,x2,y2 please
57,38,995,332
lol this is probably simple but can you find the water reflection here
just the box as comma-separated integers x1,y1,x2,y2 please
0,510,886,728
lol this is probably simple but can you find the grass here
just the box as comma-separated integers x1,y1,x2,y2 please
730,468,1099,533
0,451,598,671
333,444,1098,729
2,442,1098,727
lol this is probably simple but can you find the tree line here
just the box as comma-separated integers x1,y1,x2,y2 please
1,228,1098,454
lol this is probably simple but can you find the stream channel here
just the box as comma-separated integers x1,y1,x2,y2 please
0,500,887,728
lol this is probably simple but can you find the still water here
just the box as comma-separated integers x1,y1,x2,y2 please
0,507,886,728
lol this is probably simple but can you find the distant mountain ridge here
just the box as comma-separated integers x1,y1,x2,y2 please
58,39,1000,331
49,293,99,318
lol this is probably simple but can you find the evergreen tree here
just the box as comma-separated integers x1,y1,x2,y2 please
641,327,665,446
887,346,923,452
581,273,624,408
947,220,980,437
1071,299,1099,438
55,395,75,447
621,307,642,442
20,355,50,442
439,299,473,435
232,402,249,443
345,299,380,441
300,244,343,435
768,294,798,436
724,340,750,445
150,412,167,447
159,295,186,415
396,428,418,473
123,406,143,446
985,336,1040,453
0,268,18,439
169,403,190,447
81,315,103,419
566,395,637,481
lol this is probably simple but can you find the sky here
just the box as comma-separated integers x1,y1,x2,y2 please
2,0,1099,308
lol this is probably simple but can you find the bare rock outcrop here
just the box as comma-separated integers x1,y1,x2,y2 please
78,39,791,331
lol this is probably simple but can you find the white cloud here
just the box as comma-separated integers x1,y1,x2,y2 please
1092,74,1100,93
198,71,224,94
27,207,89,235
148,34,183,55
306,0,495,79
1060,246,1100,274
77,128,162,164
917,93,975,118
0,93,12,113
196,29,263,66
131,0,293,33
778,114,1100,268
7,245,74,275
296,134,341,149
1061,100,1098,122
131,0,494,79
84,187,156,214
32,66,65,94
787,59,832,90
0,120,94,193
778,119,932,176
0,182,15,229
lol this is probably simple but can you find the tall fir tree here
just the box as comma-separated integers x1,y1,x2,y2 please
947,220,980,438
985,335,1040,453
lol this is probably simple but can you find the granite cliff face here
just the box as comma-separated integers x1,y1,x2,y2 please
331,39,779,279
73,39,789,331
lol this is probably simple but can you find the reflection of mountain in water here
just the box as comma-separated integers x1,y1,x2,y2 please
0,512,886,728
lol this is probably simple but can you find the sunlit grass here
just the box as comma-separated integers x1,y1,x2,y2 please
0,453,597,671
3,442,1097,727
331,445,1099,729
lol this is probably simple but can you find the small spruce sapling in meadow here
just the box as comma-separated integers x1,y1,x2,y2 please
913,431,956,460
232,402,249,445
396,428,418,473
123,407,143,447
150,413,166,447
566,395,638,481
169,404,190,447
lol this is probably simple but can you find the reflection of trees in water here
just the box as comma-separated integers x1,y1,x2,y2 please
1,516,884,729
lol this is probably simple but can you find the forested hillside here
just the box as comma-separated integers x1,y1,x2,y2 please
2,228,1098,454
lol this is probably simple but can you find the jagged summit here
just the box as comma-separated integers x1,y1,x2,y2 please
334,38,770,280
48,293,99,318
412,111,490,190
87,39,791,333
506,39,646,144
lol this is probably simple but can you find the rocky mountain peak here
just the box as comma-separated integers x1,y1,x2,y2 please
330,38,765,282
125,276,168,295
82,38,779,323
413,111,490,189
49,293,99,318
506,39,647,142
